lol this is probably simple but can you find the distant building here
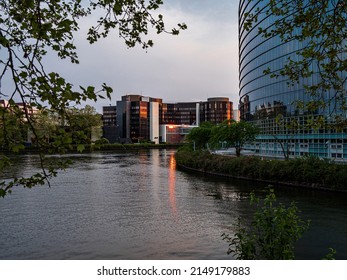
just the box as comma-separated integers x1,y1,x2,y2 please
161,102,199,125
233,109,240,122
116,95,162,144
200,98,233,125
0,99,9,107
102,105,117,143
16,102,39,117
161,98,233,126
160,124,198,144
0,99,39,118
102,94,234,144
102,106,117,126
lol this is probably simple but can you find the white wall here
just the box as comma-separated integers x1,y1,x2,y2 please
150,102,160,144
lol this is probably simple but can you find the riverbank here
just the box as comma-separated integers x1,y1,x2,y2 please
175,149,347,192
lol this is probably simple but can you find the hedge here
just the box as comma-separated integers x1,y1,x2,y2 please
175,149,347,192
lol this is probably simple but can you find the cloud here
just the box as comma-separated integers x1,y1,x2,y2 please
44,1,240,112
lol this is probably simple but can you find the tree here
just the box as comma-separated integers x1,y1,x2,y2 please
186,122,214,150
0,104,28,151
269,114,300,160
30,105,102,148
244,0,347,129
30,109,60,145
222,189,310,260
66,105,102,145
0,0,187,198
211,120,259,157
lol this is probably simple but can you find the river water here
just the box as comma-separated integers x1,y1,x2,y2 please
0,149,346,260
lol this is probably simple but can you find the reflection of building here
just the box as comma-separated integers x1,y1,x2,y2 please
239,0,347,159
102,95,233,143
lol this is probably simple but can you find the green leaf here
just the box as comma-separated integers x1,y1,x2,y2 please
0,36,9,47
0,189,6,198
77,144,85,153
11,144,25,153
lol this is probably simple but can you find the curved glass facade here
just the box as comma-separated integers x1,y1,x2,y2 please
239,0,347,160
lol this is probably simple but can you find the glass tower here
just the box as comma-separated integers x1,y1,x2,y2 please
239,0,347,160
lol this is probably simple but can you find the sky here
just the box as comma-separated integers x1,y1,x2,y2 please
49,0,240,112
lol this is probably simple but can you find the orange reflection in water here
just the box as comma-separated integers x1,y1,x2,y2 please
168,154,177,217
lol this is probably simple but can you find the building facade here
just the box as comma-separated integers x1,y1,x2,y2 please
116,95,162,144
239,0,347,160
102,105,117,143
103,95,233,144
160,124,198,144
200,98,233,125
161,102,199,125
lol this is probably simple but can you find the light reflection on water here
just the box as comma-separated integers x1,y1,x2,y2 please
0,149,346,260
168,153,177,219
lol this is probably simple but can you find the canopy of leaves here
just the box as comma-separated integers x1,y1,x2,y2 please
186,122,214,150
186,120,259,157
210,120,259,156
0,0,187,197
222,189,310,260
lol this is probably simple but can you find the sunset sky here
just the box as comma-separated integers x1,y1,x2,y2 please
48,0,239,112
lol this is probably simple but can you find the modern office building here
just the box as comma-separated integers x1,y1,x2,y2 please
160,124,198,144
200,98,233,125
239,0,347,159
116,95,162,144
102,105,117,143
161,102,199,125
102,106,117,126
103,95,233,144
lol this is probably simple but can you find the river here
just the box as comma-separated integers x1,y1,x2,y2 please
0,149,346,259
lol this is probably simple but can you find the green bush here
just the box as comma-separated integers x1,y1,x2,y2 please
222,189,310,260
94,137,110,145
175,148,347,191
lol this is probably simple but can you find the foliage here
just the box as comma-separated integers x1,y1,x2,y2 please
0,0,187,197
23,105,101,152
186,120,259,156
175,149,347,191
66,105,102,146
0,105,28,152
323,248,337,260
186,122,214,150
244,0,347,127
210,120,259,157
94,137,110,145
270,114,300,160
88,0,187,48
222,189,310,260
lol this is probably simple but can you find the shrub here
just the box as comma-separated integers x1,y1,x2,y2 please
94,137,110,145
175,148,347,191
222,189,310,260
